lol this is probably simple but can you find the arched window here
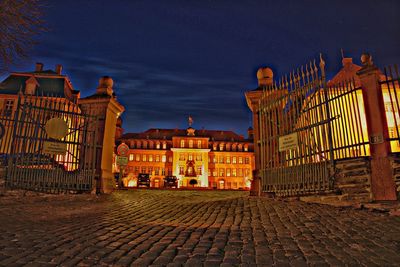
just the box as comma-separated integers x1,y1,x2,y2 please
219,143,224,151
180,140,185,148
189,140,193,148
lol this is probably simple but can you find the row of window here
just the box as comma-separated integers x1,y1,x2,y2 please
209,156,250,164
208,181,246,189
126,166,172,176
129,154,172,163
209,168,251,177
129,141,168,150
179,153,202,161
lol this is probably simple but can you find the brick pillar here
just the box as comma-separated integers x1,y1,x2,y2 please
250,169,261,196
357,53,397,201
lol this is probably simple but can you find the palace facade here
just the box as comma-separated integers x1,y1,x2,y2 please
117,126,255,189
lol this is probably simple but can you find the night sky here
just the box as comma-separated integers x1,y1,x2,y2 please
3,0,400,136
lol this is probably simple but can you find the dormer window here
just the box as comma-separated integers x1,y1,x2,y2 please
189,140,193,148
180,140,185,148
197,140,202,148
162,142,167,149
219,143,224,151
25,76,39,95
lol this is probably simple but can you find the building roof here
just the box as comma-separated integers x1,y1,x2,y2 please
120,128,249,142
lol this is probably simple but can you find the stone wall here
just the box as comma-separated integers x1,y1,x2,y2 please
390,153,400,198
334,157,372,202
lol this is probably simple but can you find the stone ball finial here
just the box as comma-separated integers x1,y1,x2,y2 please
99,76,114,88
361,53,373,67
257,67,273,80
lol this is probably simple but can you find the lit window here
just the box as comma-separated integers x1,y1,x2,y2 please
162,142,167,149
238,157,243,164
245,157,250,164
238,144,243,151
219,168,225,177
179,166,184,175
197,140,202,148
189,140,193,148
136,154,140,161
180,140,185,148
238,168,243,176
232,168,237,177
156,143,160,149
227,168,231,177
232,157,237,164
155,155,160,162
213,157,217,163
142,155,147,162
219,143,224,151
179,153,185,161
244,145,248,152
162,155,166,162
213,169,217,176
197,166,202,175
129,154,134,161
213,144,217,150
226,144,231,151
3,99,14,117
188,154,193,161
245,169,250,176
141,167,146,173
226,157,231,164
155,167,160,175
219,156,224,163
168,156,173,163
196,154,202,161
149,155,153,162
148,167,153,175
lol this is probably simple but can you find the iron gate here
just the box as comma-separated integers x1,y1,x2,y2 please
0,94,98,193
258,56,369,196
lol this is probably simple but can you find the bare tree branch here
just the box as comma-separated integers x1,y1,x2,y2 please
0,0,46,73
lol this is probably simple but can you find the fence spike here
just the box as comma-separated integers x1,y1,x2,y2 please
319,53,326,79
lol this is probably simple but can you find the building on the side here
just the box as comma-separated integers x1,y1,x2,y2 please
117,123,255,189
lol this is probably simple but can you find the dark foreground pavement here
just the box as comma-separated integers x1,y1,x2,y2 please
0,190,399,267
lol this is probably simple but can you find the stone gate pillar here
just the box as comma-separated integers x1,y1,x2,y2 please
79,76,125,194
357,53,397,201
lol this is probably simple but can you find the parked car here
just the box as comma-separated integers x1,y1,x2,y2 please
137,173,150,188
163,176,178,188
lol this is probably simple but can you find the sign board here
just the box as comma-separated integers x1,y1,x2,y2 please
43,141,67,155
279,132,298,152
370,133,384,144
117,143,129,156
45,118,68,140
116,156,128,166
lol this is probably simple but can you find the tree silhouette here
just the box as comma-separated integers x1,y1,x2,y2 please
0,0,46,72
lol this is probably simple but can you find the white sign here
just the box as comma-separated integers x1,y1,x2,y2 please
116,156,128,166
43,141,67,155
279,132,298,152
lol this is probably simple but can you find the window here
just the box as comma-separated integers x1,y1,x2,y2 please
212,169,217,177
226,168,231,177
189,140,193,148
156,143,160,149
238,168,243,176
179,153,185,161
219,168,225,177
232,168,237,177
141,167,146,173
197,166,202,175
155,167,160,175
238,157,243,164
134,166,139,174
137,141,142,148
148,167,153,175
213,144,217,150
188,154,193,161
219,143,224,151
197,140,202,148
219,156,224,163
155,155,160,162
245,169,250,176
238,144,243,151
179,166,184,175
180,140,185,148
136,154,140,161
162,142,167,149
143,141,148,149
213,156,217,163
3,99,14,117
162,168,165,175
149,155,153,162
129,154,134,161
168,156,173,163
149,142,154,149
244,145,248,152
232,157,237,164
161,155,166,162
142,155,147,162
245,157,250,164
226,156,231,164
196,154,202,161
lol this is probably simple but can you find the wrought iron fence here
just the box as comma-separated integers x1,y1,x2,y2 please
380,64,400,152
258,56,369,196
0,94,98,193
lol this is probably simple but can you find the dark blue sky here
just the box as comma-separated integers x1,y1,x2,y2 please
3,0,400,135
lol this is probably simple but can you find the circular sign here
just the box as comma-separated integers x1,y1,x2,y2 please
117,143,129,156
45,118,68,140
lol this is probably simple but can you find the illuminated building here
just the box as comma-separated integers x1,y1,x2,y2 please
117,122,255,189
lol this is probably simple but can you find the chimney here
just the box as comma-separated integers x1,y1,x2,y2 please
35,62,43,72
247,127,254,140
55,64,63,75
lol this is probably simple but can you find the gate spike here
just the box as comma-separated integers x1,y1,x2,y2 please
319,53,326,79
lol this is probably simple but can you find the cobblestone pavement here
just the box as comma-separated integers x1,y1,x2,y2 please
0,190,400,266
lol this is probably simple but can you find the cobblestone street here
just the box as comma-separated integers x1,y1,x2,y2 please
0,190,399,266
